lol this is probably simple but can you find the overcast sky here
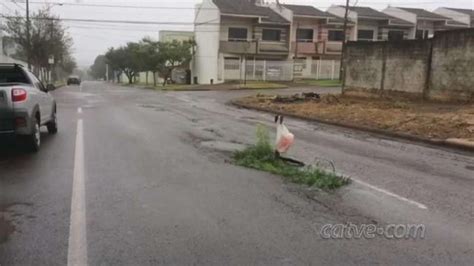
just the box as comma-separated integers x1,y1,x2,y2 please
1,0,472,68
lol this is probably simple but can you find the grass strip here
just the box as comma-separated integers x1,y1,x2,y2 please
299,79,341,87
237,82,288,90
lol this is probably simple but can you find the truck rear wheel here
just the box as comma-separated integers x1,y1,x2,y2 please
47,108,58,134
27,116,41,152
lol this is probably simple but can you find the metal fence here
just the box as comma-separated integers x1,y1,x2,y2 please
223,59,340,81
311,60,340,80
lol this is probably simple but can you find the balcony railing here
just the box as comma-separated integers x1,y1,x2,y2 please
220,41,258,54
257,41,289,54
310,41,343,54
292,41,343,55
220,40,289,55
292,42,317,54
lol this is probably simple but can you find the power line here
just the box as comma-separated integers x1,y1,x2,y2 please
10,0,454,10
13,1,211,10
0,2,15,15
10,0,26,11
0,15,239,26
0,15,207,25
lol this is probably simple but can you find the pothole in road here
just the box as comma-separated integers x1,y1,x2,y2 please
199,140,247,153
0,217,15,244
182,132,247,155
202,127,224,138
139,104,167,112
0,202,32,244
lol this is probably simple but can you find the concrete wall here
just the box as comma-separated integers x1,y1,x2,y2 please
430,29,474,99
384,40,431,93
159,31,194,42
345,41,384,90
344,29,474,101
193,0,221,84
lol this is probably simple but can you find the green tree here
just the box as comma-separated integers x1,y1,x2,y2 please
105,43,141,84
156,40,194,86
139,38,163,86
2,8,75,79
89,55,107,80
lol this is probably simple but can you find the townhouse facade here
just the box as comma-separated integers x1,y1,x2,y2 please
327,6,414,41
274,4,354,79
433,8,474,28
194,0,292,84
194,0,353,84
383,7,469,39
193,0,472,84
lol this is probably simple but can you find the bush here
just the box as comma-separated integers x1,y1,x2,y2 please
233,125,349,189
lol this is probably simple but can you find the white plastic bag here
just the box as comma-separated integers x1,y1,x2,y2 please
275,116,294,154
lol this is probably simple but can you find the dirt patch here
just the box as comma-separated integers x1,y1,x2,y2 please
0,216,15,243
234,93,474,141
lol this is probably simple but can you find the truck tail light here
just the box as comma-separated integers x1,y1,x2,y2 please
12,88,28,102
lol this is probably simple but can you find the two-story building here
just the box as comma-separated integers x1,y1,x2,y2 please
383,7,469,39
327,5,414,41
433,8,474,28
269,4,355,79
194,0,291,84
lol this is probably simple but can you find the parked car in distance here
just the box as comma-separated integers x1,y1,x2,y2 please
67,76,81,85
0,63,58,152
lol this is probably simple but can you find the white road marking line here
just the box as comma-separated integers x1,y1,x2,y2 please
351,177,428,210
67,119,88,266
77,107,82,114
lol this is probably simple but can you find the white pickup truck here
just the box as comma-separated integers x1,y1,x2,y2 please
0,64,58,152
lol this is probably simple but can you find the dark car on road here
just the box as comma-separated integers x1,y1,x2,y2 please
67,76,81,85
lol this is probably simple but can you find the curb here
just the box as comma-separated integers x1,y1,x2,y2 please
231,101,474,153
123,83,292,92
228,86,289,91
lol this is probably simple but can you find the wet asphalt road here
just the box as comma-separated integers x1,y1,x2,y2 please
0,81,473,265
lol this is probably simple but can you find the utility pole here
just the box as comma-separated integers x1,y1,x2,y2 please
106,64,109,82
49,20,54,83
339,0,350,86
26,0,31,70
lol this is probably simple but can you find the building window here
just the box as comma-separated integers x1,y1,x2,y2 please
296,29,314,42
388,30,404,41
228,28,248,41
357,30,374,41
415,29,430,39
328,30,344,41
262,29,281,41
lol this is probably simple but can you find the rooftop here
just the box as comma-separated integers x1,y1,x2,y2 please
445,20,469,26
398,7,448,20
282,4,330,18
213,0,289,24
342,6,413,26
347,6,393,19
443,8,474,17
